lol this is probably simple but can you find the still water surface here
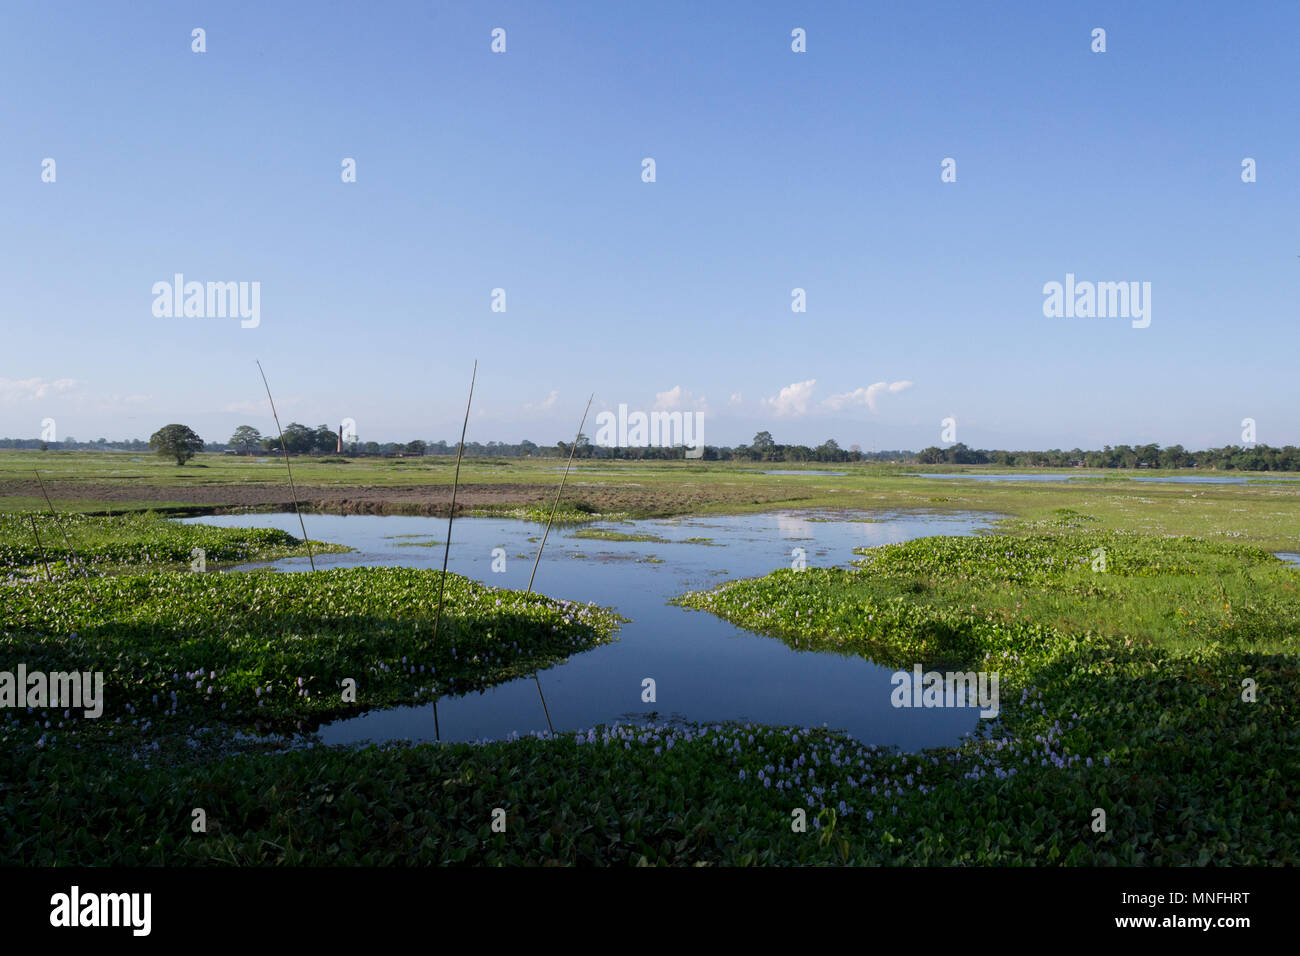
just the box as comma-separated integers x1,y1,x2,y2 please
184,510,993,750
905,472,1300,485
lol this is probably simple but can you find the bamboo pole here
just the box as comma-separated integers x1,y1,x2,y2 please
33,469,81,575
28,514,51,582
431,360,477,654
525,394,594,733
527,394,593,592
256,361,315,571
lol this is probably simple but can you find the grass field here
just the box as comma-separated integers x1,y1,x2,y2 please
677,526,1300,663
3,449,1298,550
662,526,1300,864
1,451,1297,865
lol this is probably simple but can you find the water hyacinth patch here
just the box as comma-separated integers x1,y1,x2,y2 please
0,566,623,735
2,503,1296,866
3,633,1296,867
0,510,343,577
467,506,627,524
675,531,1300,675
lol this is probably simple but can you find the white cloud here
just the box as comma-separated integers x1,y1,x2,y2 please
761,379,816,418
0,377,80,404
822,380,913,413
653,385,709,415
524,389,559,413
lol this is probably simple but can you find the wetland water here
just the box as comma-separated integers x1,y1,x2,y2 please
183,510,993,749
905,472,1300,484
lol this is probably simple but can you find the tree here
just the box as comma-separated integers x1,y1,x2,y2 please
312,424,338,454
752,431,776,459
150,424,204,466
406,440,427,457
229,425,263,454
815,438,842,461
1159,444,1188,469
275,422,313,455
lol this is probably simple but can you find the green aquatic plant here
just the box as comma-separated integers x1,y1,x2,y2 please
0,511,340,575
468,506,626,524
0,567,623,735
570,528,672,543
675,531,1300,669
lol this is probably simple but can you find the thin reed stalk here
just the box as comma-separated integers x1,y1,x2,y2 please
33,469,81,575
256,361,315,571
27,514,51,581
431,360,477,653
526,394,594,733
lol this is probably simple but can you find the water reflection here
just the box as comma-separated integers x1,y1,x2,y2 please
183,510,995,750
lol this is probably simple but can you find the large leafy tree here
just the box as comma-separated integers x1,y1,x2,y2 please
815,438,842,461
276,422,314,455
312,424,338,454
228,425,263,454
150,424,204,466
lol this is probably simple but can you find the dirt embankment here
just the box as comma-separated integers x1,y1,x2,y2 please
0,477,814,518
0,480,553,516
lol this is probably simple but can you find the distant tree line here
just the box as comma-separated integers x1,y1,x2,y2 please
0,437,151,451
913,442,1300,471
4,428,1299,471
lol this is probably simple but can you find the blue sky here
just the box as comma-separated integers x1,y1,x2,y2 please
2,1,1297,450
